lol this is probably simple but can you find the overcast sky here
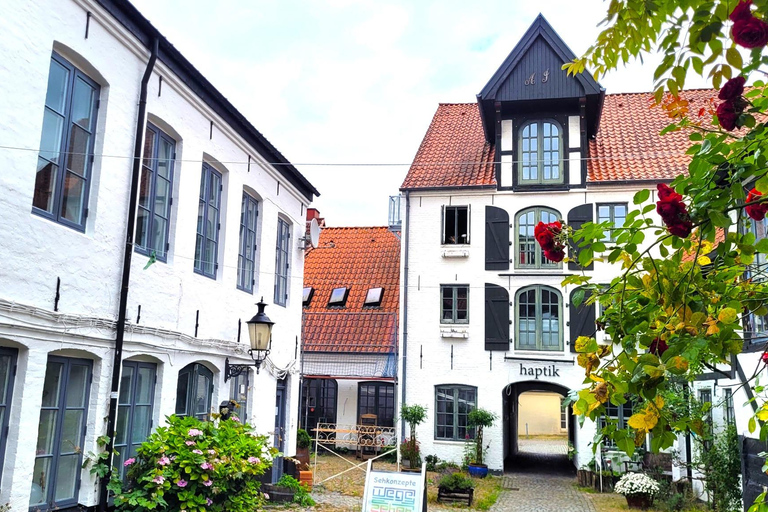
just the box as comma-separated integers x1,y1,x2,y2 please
131,0,709,227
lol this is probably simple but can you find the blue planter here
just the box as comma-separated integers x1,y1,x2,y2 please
467,464,488,478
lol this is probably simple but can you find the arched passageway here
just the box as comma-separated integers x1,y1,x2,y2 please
503,381,575,474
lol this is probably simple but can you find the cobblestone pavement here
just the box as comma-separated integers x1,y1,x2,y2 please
492,473,597,512
517,436,569,455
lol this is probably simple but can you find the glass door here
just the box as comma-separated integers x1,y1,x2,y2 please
115,361,156,479
272,379,287,483
31,356,92,511
0,347,17,485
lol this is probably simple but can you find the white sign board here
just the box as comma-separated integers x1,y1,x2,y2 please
361,460,426,512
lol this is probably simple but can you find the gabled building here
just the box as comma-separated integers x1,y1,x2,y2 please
0,0,318,508
397,14,741,474
301,211,400,432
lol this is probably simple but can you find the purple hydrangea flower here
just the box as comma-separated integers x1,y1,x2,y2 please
188,428,204,437
203,479,213,487
176,479,188,488
158,456,170,466
123,457,136,467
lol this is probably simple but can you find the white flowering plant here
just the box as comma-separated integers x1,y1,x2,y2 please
614,473,660,497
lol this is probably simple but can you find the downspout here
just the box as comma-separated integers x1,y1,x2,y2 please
400,191,410,440
99,36,159,512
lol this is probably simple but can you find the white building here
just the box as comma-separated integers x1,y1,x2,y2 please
0,0,318,509
397,14,754,481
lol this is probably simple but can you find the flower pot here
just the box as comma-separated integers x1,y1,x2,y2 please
625,494,653,510
467,463,488,478
299,470,313,490
296,446,310,470
262,483,295,504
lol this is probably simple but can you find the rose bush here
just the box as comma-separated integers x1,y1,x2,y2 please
113,415,278,512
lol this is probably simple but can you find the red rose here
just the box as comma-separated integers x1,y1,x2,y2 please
534,221,562,251
543,248,565,262
667,220,693,238
649,337,668,356
656,198,686,223
733,16,768,49
716,100,740,131
657,183,682,202
746,188,768,221
656,184,692,238
730,0,753,22
762,351,768,364
718,76,746,101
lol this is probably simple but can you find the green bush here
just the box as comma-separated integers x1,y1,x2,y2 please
275,474,315,507
113,415,277,512
296,428,311,449
438,472,474,492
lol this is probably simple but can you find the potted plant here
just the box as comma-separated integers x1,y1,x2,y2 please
466,407,496,478
437,472,475,506
295,428,311,469
400,404,427,470
614,472,660,510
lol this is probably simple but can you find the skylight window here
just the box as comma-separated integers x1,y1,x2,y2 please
303,287,314,307
328,287,349,307
364,287,384,307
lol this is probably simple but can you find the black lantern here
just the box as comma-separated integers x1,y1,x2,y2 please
225,298,275,381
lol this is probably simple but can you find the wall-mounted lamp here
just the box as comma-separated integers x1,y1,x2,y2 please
225,298,274,381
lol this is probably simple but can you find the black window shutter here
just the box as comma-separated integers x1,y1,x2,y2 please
569,288,595,353
485,283,510,351
485,206,509,270
567,203,594,271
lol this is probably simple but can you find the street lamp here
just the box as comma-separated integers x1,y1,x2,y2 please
225,298,275,381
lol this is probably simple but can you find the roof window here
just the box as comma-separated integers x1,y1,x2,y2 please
328,287,350,307
364,287,384,307
303,287,314,307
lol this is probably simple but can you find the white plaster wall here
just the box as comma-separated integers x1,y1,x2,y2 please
337,380,360,426
400,185,659,471
0,0,310,506
518,392,564,436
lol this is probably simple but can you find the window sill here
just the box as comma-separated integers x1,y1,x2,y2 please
433,439,471,445
441,248,469,258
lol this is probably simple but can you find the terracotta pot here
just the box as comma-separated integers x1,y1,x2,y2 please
296,446,310,470
625,494,653,510
298,470,313,490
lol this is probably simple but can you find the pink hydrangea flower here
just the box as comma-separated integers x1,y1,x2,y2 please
176,479,188,488
192,449,203,455
185,441,195,446
206,498,213,506
247,456,260,464
123,458,136,467
208,450,216,455
153,475,165,484
201,462,213,470
203,479,213,487
232,416,241,422
188,428,204,437
157,456,170,466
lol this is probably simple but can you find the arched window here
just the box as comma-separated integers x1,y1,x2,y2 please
175,363,213,421
516,207,562,268
519,120,563,185
516,286,563,351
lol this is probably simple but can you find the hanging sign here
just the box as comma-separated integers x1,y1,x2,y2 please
361,460,426,512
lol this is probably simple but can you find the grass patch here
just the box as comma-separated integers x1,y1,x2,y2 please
578,488,708,512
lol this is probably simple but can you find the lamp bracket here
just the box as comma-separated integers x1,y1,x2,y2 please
225,358,251,382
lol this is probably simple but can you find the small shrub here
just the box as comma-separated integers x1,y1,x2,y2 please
425,454,440,472
614,473,660,497
438,472,474,492
296,428,311,449
400,438,421,467
276,474,315,507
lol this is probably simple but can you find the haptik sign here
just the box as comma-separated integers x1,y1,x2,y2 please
519,363,560,379
362,461,426,512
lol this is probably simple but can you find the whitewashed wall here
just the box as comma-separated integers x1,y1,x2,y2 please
518,392,564,436
0,0,311,507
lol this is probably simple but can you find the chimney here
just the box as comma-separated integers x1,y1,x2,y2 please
306,208,325,236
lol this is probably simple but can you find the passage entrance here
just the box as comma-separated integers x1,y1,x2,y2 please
503,381,575,474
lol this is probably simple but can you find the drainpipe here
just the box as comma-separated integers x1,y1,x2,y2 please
400,191,410,440
99,36,159,512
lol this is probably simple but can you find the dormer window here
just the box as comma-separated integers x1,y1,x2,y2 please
303,287,314,307
364,287,384,308
519,120,563,185
328,287,349,307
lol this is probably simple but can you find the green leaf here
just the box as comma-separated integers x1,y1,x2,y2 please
756,176,768,194
756,238,768,253
572,288,585,308
726,47,743,69
750,416,757,433
633,189,650,205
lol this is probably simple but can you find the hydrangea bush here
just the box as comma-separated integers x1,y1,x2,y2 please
614,473,660,498
112,415,278,512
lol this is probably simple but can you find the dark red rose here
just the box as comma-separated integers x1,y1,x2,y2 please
656,198,686,223
730,0,753,22
762,351,768,364
534,221,562,251
667,220,693,238
649,337,669,356
746,188,768,221
657,183,682,202
716,100,740,131
733,16,768,49
543,248,565,262
719,76,746,101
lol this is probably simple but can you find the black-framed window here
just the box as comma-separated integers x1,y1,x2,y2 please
237,192,259,293
516,285,562,351
441,285,469,324
597,203,627,242
229,370,250,422
516,207,562,268
194,163,222,278
115,361,156,479
747,216,768,344
443,206,470,244
724,389,735,426
357,382,395,427
599,401,633,448
136,124,175,261
32,356,92,510
0,348,16,486
175,363,213,421
274,218,290,306
300,378,337,432
328,287,349,307
435,385,476,440
303,287,314,307
364,287,384,308
518,120,563,185
33,52,100,231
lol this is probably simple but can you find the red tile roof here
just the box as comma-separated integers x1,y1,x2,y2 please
400,103,496,190
400,90,719,189
302,227,400,354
